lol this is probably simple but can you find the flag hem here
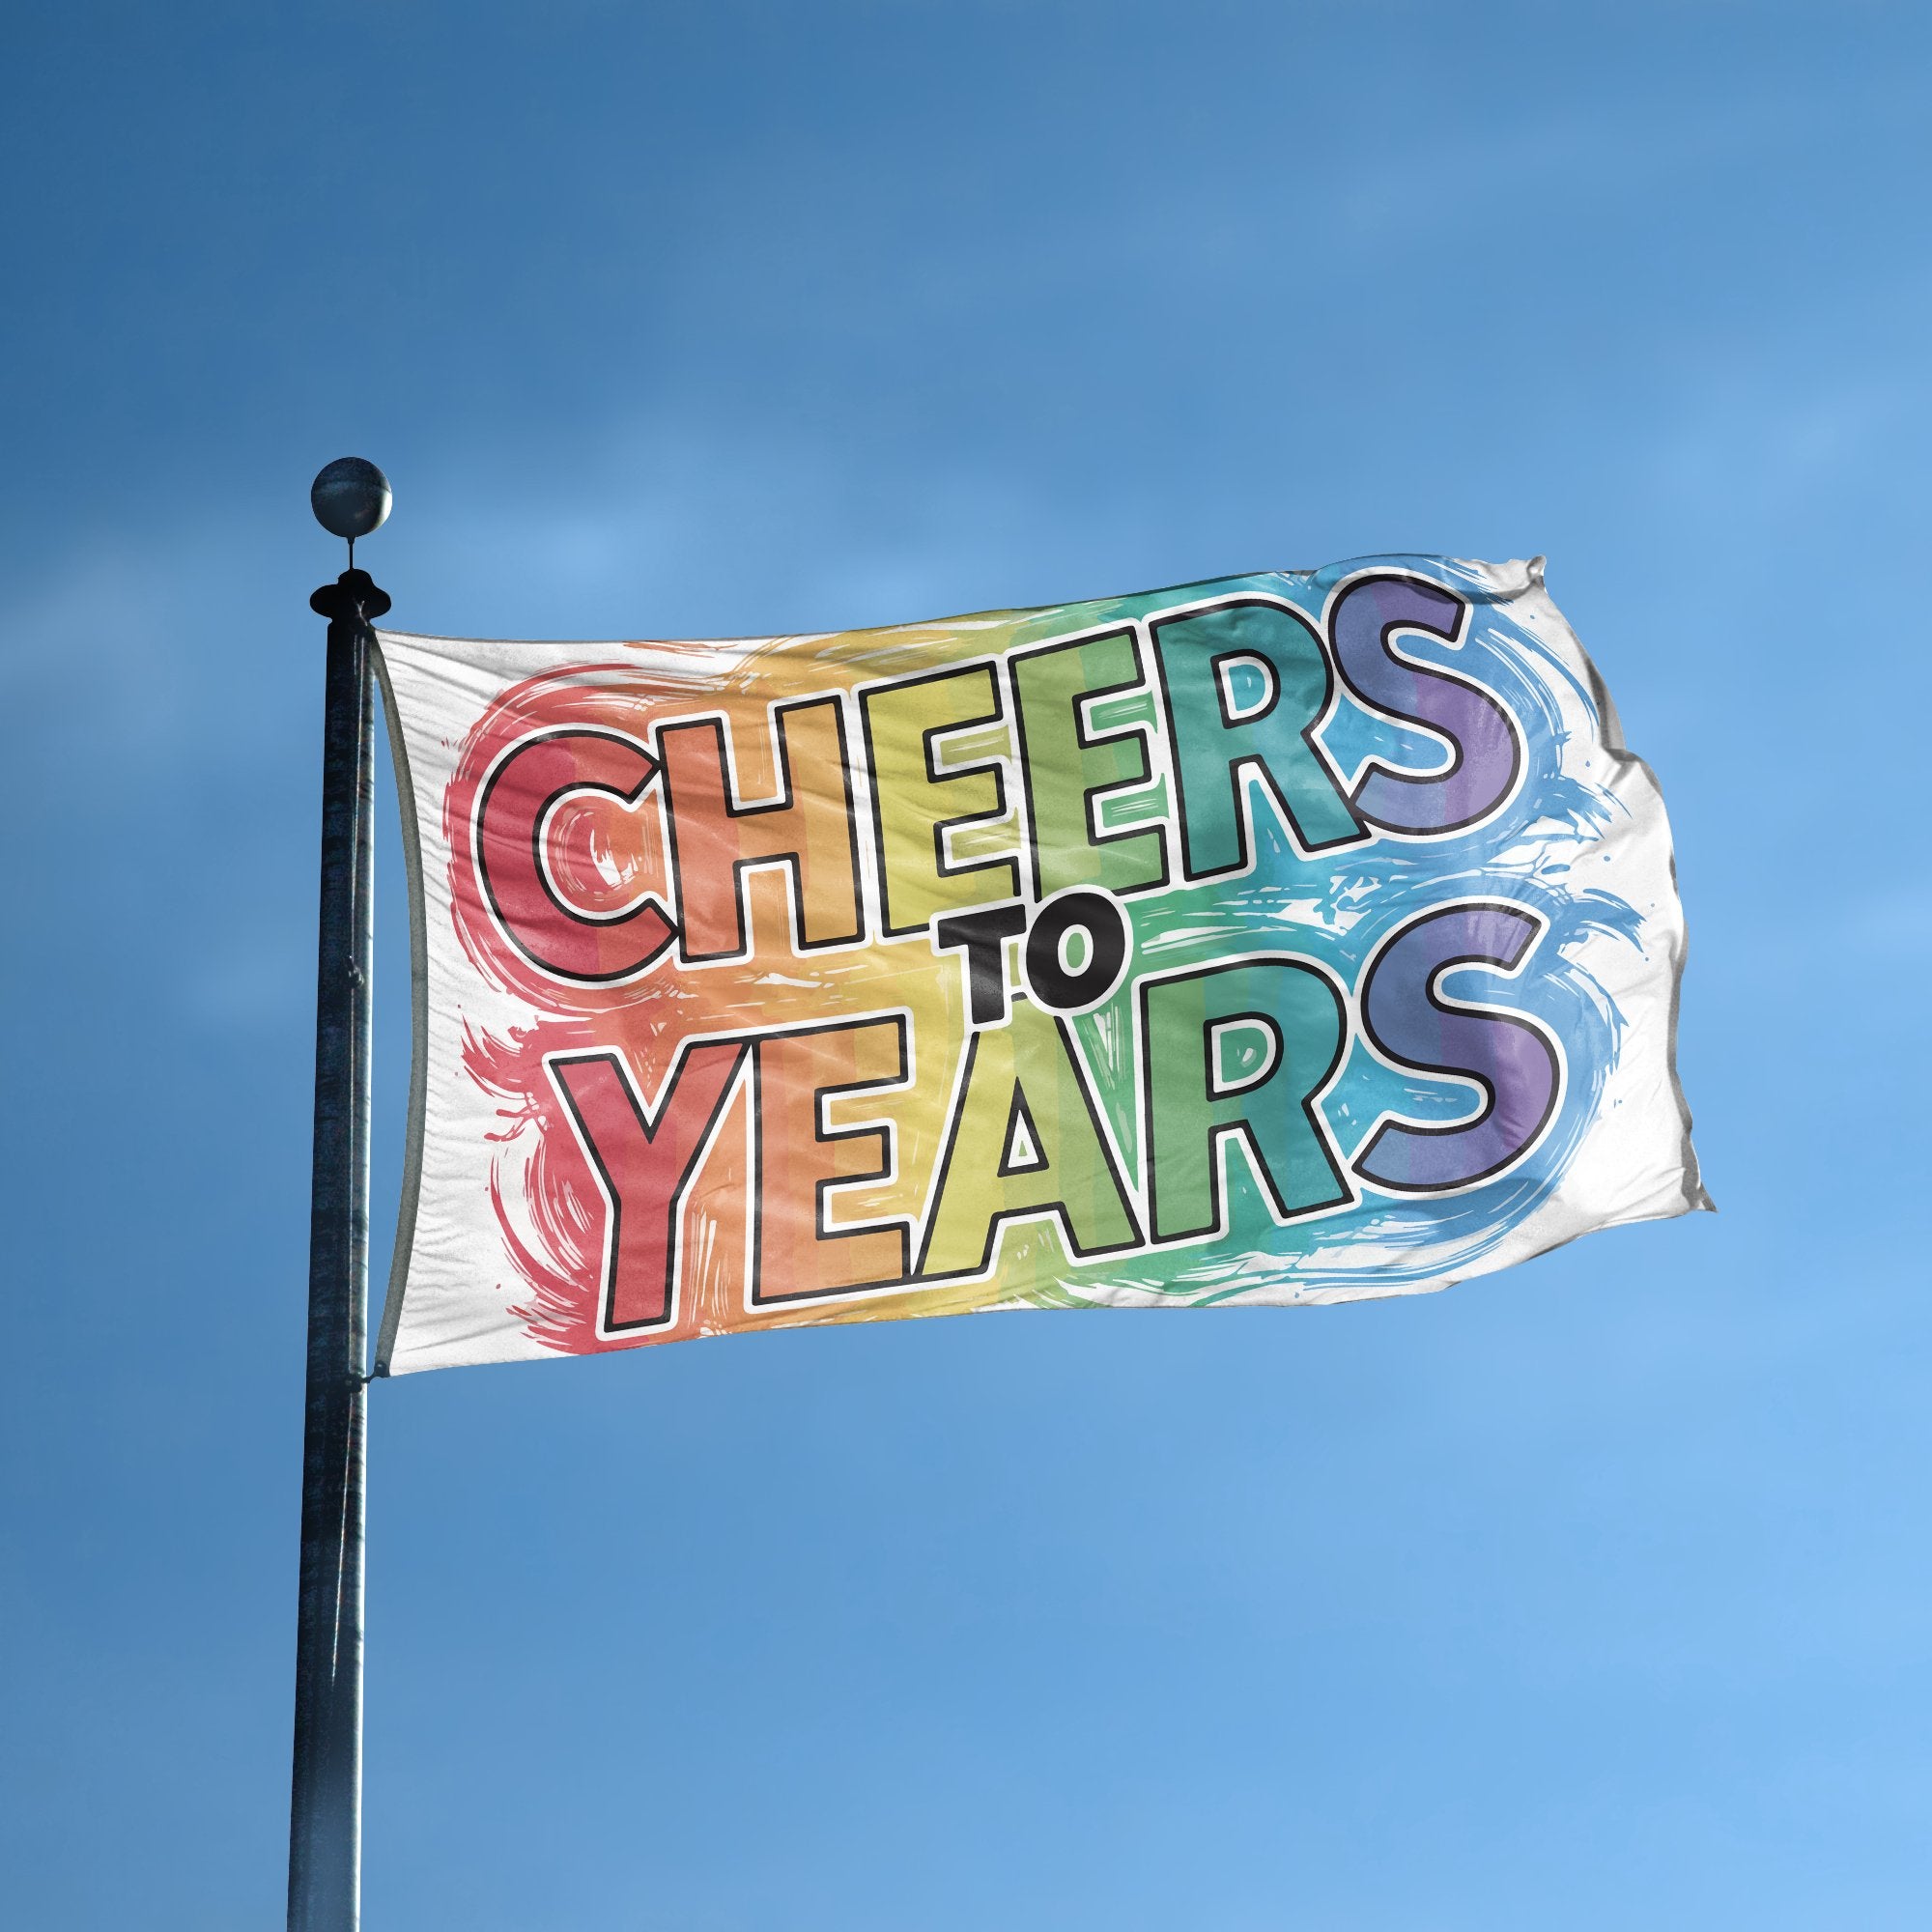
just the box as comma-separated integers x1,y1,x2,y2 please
370,637,431,1377
1539,568,1713,1219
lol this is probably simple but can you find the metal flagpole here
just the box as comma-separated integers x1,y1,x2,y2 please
290,460,392,1932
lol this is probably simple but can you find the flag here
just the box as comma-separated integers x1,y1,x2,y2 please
372,555,1705,1375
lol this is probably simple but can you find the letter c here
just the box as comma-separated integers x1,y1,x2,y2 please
475,728,677,982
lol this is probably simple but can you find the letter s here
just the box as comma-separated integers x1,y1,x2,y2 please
1352,900,1561,1193
1328,575,1521,836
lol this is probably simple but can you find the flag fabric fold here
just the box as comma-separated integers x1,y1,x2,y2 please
373,555,1705,1376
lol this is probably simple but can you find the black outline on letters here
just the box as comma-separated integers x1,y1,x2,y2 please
1322,571,1526,839
1206,1011,1282,1099
996,1082,1048,1177
1350,897,1565,1195
1133,952,1357,1246
1148,596,1368,886
545,1039,753,1335
474,725,680,985
747,1014,917,1308
1008,623,1171,904
656,694,867,966
858,660,1021,938
915,1003,1144,1280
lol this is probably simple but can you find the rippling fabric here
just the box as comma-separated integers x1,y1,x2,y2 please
372,555,1705,1375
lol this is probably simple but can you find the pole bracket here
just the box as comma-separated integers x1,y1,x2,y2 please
311,569,393,626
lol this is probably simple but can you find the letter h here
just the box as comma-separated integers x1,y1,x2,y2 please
657,697,865,962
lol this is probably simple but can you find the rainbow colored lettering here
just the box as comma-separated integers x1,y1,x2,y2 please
374,555,1704,1375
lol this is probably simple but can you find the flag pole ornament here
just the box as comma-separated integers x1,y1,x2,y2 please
310,456,391,571
368,555,1707,1377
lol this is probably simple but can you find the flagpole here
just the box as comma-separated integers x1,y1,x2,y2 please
290,462,391,1932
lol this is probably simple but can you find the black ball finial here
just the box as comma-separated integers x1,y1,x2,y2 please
310,457,392,542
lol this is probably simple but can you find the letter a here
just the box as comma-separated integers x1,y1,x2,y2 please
920,999,1139,1277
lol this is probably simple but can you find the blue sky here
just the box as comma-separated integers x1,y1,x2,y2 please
3,3,1929,1925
